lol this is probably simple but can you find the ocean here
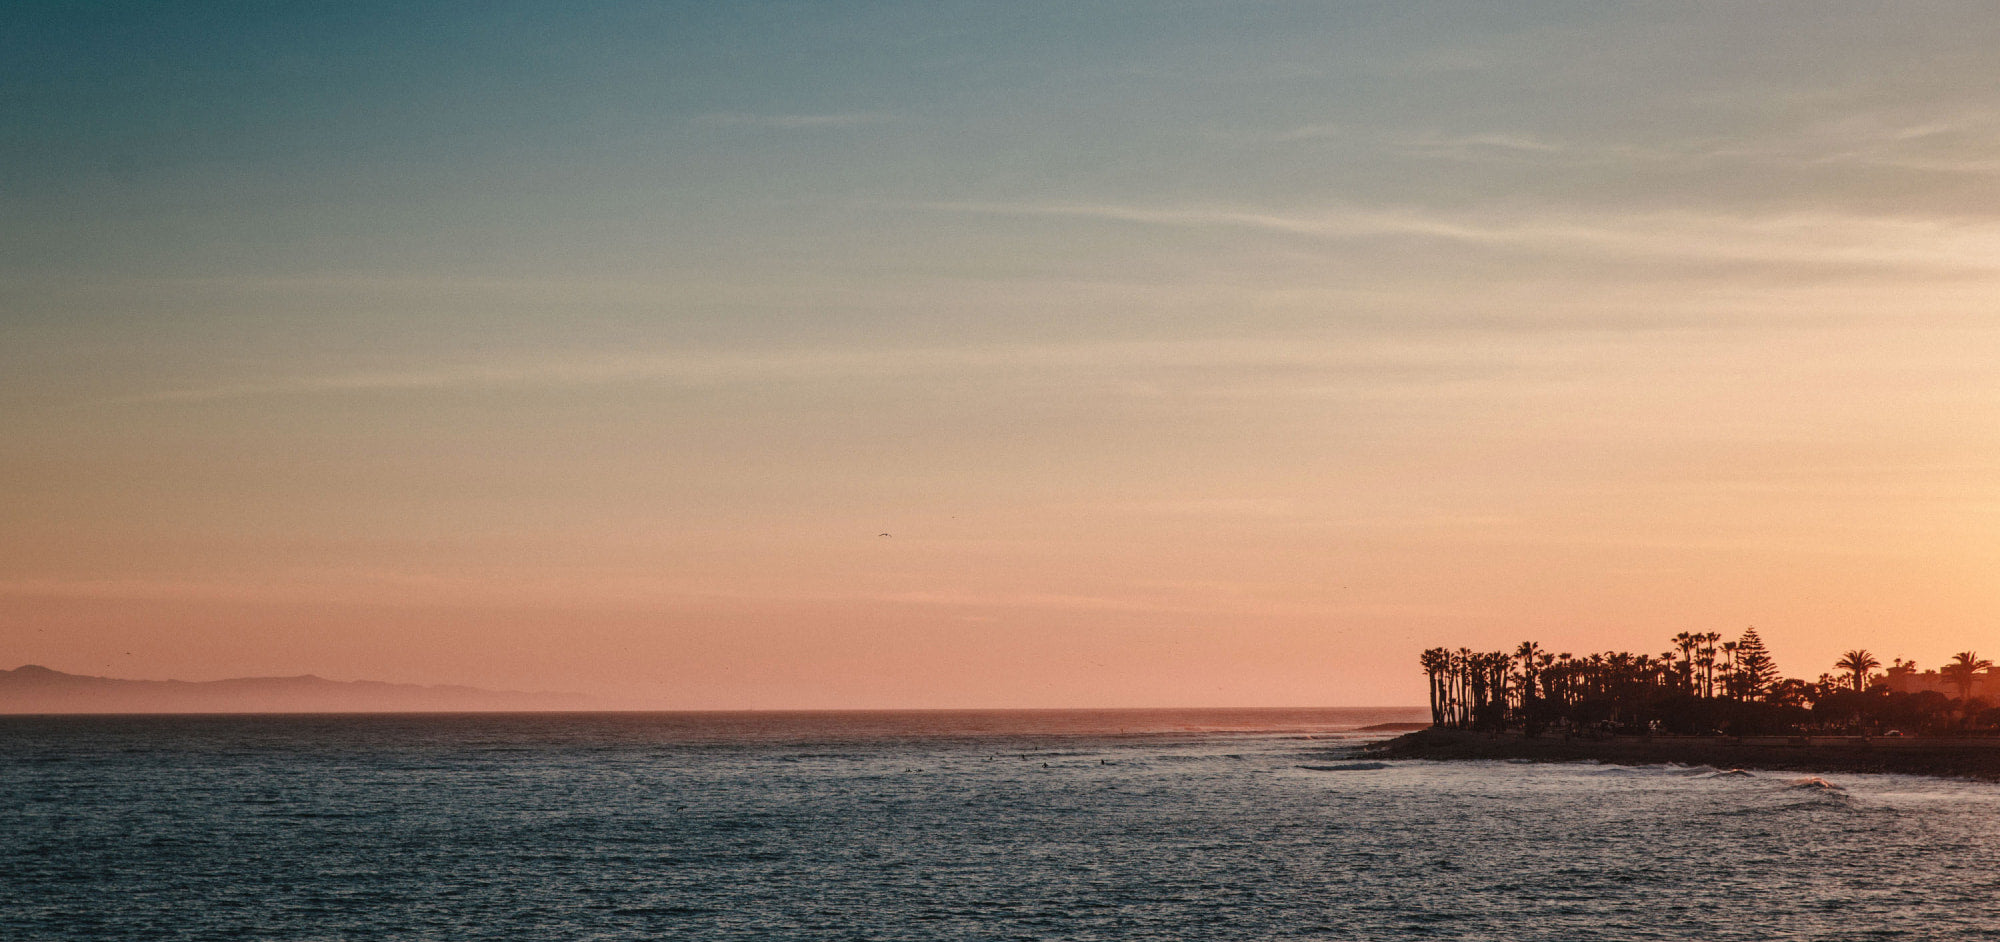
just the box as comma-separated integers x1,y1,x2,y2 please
4,708,1997,940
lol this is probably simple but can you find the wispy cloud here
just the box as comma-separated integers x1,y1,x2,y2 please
1780,110,2000,176
695,112,895,129
1236,124,1568,152
116,337,1532,405
1217,110,2000,179
1115,498,1298,519
1386,130,1610,162
916,200,2000,274
0,573,1337,618
1404,132,1568,154
1397,115,2000,176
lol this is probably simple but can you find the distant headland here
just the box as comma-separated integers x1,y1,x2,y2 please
1366,632,2000,781
0,664,590,714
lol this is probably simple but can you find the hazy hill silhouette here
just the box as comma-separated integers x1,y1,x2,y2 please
0,665,590,714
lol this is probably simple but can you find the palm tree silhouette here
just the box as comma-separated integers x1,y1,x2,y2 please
1834,650,1880,693
1412,629,2000,737
1941,651,1992,703
1719,641,1739,697
1672,632,1699,693
1420,647,1449,727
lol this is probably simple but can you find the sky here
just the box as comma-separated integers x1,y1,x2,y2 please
5,2,2000,708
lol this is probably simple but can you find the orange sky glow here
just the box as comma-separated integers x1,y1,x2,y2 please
5,5,2000,707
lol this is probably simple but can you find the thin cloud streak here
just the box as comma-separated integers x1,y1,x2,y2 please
115,337,1543,405
0,576,1486,621
696,112,896,129
917,200,2000,273
1218,116,2000,176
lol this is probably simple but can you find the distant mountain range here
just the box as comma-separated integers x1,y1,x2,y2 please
0,664,590,714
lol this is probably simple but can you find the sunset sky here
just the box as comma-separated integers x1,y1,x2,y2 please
5,2,2000,707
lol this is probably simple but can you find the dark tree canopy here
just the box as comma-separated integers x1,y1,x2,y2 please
1420,633,1995,737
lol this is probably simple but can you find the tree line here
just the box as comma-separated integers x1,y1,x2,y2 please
1420,631,1999,736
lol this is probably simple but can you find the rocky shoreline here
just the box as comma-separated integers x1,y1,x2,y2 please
1363,727,2000,782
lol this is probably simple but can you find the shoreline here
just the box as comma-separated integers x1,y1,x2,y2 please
1363,727,2000,782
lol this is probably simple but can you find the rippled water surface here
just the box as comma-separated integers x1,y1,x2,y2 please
5,709,1999,940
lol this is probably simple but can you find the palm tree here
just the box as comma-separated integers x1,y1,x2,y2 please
1548,653,1575,709
1719,641,1739,697
1478,651,1512,728
1420,648,1449,726
1516,641,1543,705
1941,651,1993,703
1834,650,1879,693
1464,648,1480,732
1672,632,1699,692
1699,633,1722,697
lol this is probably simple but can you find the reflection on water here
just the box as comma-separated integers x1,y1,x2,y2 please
4,709,1995,940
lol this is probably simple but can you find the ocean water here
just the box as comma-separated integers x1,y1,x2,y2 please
4,709,1999,941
